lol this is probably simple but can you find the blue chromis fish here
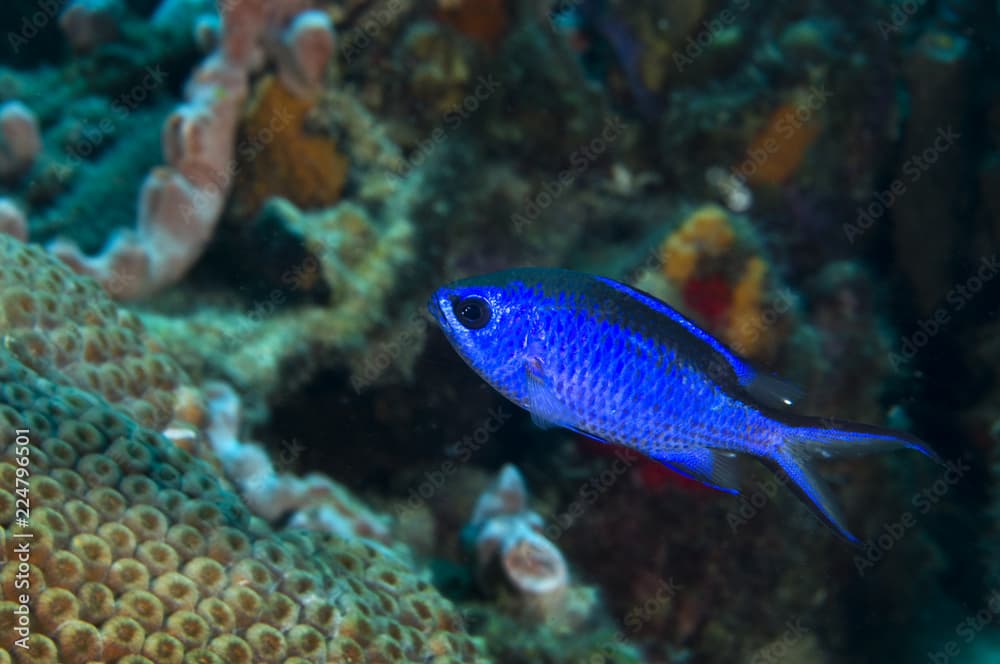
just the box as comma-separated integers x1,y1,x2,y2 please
428,267,940,543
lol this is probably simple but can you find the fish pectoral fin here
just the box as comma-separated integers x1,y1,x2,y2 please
653,448,745,495
524,357,578,432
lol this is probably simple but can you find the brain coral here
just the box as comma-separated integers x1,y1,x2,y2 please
0,236,485,663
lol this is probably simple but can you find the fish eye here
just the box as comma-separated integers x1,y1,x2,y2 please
453,295,491,330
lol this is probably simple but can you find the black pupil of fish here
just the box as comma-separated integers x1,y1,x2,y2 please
455,297,490,329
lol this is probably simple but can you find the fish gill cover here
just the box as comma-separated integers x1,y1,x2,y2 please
0,1,996,663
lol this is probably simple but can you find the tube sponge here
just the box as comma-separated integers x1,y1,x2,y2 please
0,101,41,180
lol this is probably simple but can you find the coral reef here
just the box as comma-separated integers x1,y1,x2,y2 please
33,107,165,255
0,235,485,663
276,9,337,98
0,0,993,662
127,79,416,412
140,190,415,414
0,235,187,430
461,603,646,664
48,0,337,300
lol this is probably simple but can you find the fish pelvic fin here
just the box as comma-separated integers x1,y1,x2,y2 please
766,418,941,545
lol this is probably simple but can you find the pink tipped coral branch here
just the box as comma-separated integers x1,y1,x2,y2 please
0,101,41,180
59,0,123,52
203,381,393,544
0,198,28,241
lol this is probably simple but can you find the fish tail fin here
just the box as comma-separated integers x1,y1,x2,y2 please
765,418,940,545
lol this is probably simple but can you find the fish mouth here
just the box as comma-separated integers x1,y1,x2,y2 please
427,291,451,331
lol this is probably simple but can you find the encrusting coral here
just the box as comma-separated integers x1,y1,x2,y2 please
140,188,415,412
0,234,486,663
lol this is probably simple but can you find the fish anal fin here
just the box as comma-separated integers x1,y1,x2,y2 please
653,448,745,495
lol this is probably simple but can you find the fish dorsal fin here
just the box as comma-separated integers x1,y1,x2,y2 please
652,448,745,495
593,276,756,383
593,275,804,408
744,373,803,409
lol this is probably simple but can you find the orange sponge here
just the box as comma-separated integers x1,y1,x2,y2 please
230,76,349,220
